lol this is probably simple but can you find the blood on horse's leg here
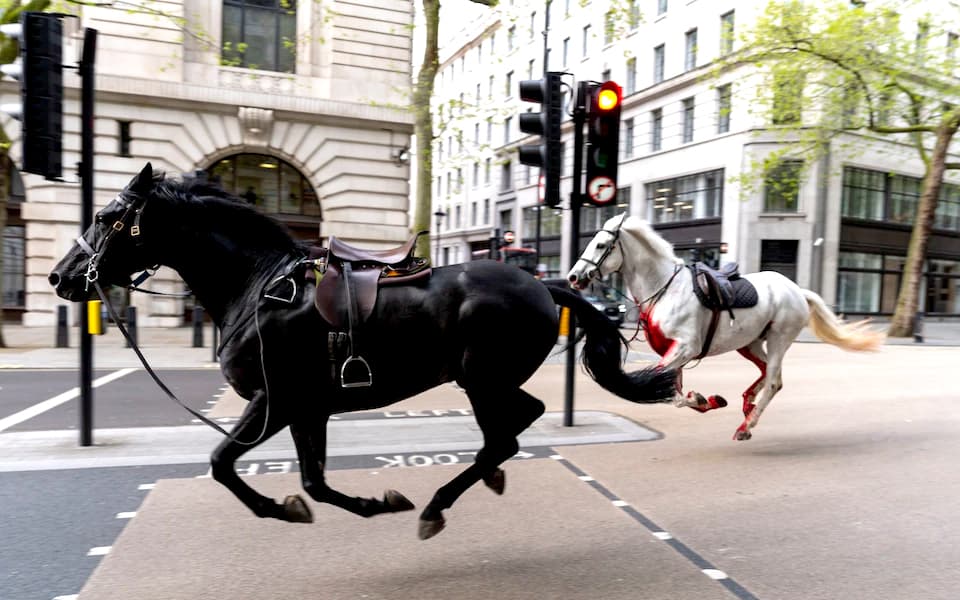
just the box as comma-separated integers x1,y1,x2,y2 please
736,342,768,418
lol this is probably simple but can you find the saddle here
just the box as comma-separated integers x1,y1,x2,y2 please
310,231,431,388
686,262,759,359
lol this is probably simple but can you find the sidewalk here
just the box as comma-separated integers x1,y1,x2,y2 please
0,317,957,371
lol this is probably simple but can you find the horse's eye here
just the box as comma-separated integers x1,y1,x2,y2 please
596,243,606,250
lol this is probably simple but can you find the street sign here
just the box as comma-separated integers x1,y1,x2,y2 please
587,176,616,205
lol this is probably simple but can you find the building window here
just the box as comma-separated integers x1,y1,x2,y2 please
508,25,516,50
720,10,735,56
626,57,637,94
629,0,640,29
647,169,724,224
487,118,493,142
473,162,480,187
760,240,799,282
501,161,513,192
657,0,668,16
471,201,478,226
838,252,882,313
530,11,537,40
504,116,512,144
601,68,611,82
222,0,296,73
763,160,804,213
682,97,695,143
505,71,513,97
2,225,24,309
841,166,886,220
653,44,665,83
604,11,615,46
483,198,491,223
684,28,698,71
485,158,491,183
562,37,570,67
488,75,494,98
523,206,563,238
717,84,731,133
623,118,634,159
651,108,663,151
117,120,132,157
582,24,591,57
772,67,803,125
948,32,959,62
527,58,535,80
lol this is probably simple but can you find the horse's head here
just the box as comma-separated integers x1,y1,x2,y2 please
567,213,628,289
49,163,161,301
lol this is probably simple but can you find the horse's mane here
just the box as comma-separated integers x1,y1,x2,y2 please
621,215,682,264
147,173,306,256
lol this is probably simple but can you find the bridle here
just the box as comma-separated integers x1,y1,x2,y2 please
576,212,628,281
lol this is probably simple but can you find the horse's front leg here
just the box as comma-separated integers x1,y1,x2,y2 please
658,345,727,413
289,421,415,518
210,391,311,522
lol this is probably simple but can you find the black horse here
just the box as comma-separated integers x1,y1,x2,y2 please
49,163,675,539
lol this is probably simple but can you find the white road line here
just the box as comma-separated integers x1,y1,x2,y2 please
87,546,111,556
578,475,594,481
653,531,673,540
52,595,79,600
0,368,137,433
116,511,136,519
612,500,629,507
138,483,155,490
702,569,728,580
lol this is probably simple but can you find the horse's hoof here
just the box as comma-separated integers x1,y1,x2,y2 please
282,494,314,523
709,395,728,409
733,428,752,441
418,517,446,540
484,468,506,495
384,489,415,512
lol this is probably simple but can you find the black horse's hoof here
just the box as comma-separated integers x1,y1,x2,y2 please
484,468,506,495
282,494,314,523
384,489,415,512
418,516,446,540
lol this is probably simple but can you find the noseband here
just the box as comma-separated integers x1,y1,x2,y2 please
76,193,150,291
578,213,628,281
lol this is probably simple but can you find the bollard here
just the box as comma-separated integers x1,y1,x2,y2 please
192,306,204,347
211,322,219,362
913,311,924,343
87,300,104,335
56,305,69,348
125,306,138,348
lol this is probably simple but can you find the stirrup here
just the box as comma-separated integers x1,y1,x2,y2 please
264,275,297,304
340,355,373,388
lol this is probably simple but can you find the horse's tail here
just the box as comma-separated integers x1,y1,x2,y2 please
543,280,677,403
801,289,885,351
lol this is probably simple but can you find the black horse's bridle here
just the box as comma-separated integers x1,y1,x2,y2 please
76,193,151,292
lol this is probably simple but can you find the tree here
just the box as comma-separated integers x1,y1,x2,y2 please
717,0,960,337
411,0,498,259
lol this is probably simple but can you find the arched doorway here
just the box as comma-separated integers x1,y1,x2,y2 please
206,153,321,242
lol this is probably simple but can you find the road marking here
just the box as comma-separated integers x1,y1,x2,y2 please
52,595,78,600
551,450,758,600
116,511,136,519
0,368,137,433
138,483,155,490
87,546,111,556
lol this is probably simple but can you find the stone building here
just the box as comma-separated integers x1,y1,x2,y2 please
2,0,415,326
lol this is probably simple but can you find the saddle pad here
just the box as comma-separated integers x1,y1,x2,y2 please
729,278,759,309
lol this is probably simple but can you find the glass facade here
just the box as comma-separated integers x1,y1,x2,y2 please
837,251,960,316
647,169,723,224
841,166,960,233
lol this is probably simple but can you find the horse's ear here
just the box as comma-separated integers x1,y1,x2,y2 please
129,163,153,192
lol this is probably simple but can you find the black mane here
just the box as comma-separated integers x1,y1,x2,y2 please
146,173,306,256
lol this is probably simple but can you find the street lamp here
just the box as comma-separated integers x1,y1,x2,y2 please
433,209,446,265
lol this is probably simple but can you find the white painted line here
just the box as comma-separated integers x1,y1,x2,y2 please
87,546,111,556
550,454,563,460
138,483,155,490
52,595,78,600
206,400,218,404
612,500,629,507
0,368,137,433
702,569,728,580
653,531,673,540
578,475,594,481
115,511,136,519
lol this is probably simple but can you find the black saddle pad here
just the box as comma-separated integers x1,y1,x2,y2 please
729,277,759,309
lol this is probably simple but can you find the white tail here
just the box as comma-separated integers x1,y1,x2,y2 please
802,289,885,351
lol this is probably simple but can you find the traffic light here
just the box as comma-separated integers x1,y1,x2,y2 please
518,72,563,207
0,12,63,180
585,80,622,207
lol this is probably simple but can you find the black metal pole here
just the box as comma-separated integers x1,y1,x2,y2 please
564,81,589,427
79,28,97,447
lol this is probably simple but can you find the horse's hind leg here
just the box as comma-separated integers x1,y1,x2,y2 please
209,392,307,522
734,334,791,441
290,420,415,517
736,340,768,418
418,387,544,540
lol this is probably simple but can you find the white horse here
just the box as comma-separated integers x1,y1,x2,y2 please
567,213,884,440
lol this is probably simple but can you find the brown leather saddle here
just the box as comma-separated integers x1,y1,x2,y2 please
687,262,759,359
309,231,431,388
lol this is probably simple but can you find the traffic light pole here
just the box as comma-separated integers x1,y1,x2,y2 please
535,0,551,261
563,81,589,428
79,28,97,447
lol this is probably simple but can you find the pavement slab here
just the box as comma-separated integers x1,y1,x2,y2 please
77,460,725,600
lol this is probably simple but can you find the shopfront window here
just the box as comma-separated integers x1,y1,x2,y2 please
647,169,723,224
208,154,319,217
837,252,882,314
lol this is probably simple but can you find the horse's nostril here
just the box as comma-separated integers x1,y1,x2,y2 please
48,272,61,288
568,273,578,283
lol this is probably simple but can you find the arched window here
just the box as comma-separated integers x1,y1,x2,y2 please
222,0,296,73
207,154,320,240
